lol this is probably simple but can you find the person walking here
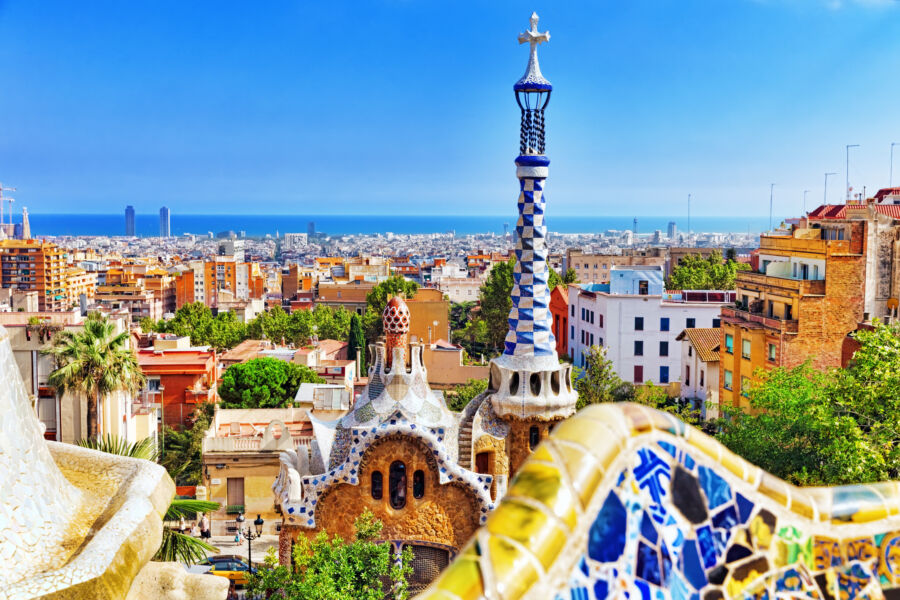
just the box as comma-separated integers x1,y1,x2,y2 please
200,512,211,540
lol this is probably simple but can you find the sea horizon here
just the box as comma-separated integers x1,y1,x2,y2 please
23,213,781,238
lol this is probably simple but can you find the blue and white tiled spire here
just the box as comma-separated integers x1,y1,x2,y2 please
501,13,558,370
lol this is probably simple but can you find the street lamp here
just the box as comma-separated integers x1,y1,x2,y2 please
236,513,265,571
846,144,860,201
824,172,837,204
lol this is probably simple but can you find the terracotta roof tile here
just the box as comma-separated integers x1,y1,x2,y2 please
675,328,720,363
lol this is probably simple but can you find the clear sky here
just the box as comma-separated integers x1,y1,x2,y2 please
0,0,898,217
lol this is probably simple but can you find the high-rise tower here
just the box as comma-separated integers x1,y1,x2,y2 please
159,206,171,237
125,205,135,236
488,13,577,429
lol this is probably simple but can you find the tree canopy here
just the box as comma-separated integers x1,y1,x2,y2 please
142,302,247,351
445,378,488,412
478,258,514,351
247,510,412,600
219,357,324,409
717,321,900,485
667,251,749,290
347,313,366,371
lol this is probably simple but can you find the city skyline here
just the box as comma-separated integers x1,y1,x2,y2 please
1,1,899,218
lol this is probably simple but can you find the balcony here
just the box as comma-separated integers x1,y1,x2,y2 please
721,306,798,334
736,271,826,296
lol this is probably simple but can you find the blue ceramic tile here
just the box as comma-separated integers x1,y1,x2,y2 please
668,571,691,600
658,441,677,458
588,491,627,563
680,540,707,590
696,526,718,569
637,541,662,586
569,587,589,600
641,512,658,544
593,579,609,600
698,465,731,510
712,505,738,531
736,493,754,524
635,579,652,600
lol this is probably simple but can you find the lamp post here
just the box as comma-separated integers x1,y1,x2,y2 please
824,172,837,204
236,513,264,571
892,143,899,187
846,144,860,201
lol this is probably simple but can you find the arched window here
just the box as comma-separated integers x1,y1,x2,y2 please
529,426,541,450
371,471,383,500
389,461,407,509
413,470,425,499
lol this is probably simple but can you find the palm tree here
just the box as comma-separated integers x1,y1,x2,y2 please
76,434,220,564
44,312,145,438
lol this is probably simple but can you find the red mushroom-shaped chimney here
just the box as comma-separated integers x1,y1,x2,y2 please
383,295,410,368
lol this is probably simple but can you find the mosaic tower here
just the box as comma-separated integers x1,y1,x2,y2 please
489,13,577,428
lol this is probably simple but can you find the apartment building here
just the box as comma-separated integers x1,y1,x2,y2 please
64,267,98,307
174,257,266,309
719,221,866,410
568,266,734,389
94,269,164,323
676,328,721,418
0,239,68,311
565,249,665,284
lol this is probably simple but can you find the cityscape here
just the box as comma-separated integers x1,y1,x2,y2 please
2,3,900,600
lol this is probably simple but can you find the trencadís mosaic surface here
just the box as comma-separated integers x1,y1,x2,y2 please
419,403,900,600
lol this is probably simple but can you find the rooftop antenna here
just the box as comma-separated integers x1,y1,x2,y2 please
824,172,837,204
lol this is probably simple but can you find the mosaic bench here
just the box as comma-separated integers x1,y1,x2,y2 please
419,402,900,600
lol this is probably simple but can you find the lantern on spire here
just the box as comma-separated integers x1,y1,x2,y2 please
514,12,551,156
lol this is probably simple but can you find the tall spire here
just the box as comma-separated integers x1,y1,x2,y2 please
500,12,557,371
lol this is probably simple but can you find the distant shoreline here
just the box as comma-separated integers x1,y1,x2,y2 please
24,213,776,237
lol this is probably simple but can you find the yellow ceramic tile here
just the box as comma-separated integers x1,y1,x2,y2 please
546,439,605,509
426,553,484,599
487,498,568,569
505,461,579,530
486,534,541,600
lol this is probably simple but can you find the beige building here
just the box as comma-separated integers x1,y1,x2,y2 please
566,249,666,284
437,277,482,304
201,407,314,536
65,267,98,307
0,312,157,445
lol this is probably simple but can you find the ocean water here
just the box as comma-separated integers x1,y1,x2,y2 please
25,214,776,238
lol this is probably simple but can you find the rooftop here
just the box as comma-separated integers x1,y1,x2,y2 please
675,328,721,363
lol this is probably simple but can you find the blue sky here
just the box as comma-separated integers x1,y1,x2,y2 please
0,0,898,217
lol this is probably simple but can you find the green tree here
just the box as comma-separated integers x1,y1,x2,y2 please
248,305,291,344
160,402,215,486
76,433,220,564
347,313,366,371
667,251,749,290
45,312,145,438
572,346,634,409
479,258,514,351
446,378,488,412
247,510,412,600
152,302,248,351
219,357,325,409
561,268,578,284
363,276,419,343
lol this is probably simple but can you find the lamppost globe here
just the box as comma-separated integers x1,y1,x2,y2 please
254,514,264,537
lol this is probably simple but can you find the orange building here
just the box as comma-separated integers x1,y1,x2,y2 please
719,220,866,410
549,285,569,357
0,239,67,311
64,267,98,307
173,259,267,309
407,287,450,345
137,336,218,428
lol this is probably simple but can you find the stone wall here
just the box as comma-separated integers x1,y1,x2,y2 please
299,436,482,551
507,418,559,475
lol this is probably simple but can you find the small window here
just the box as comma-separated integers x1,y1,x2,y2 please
389,461,407,510
599,314,604,327
685,366,691,387
529,426,540,450
768,343,776,362
660,317,670,332
570,304,574,316
686,318,696,328
724,370,733,390
712,318,721,328
413,470,425,499
725,334,734,354
589,333,595,346
660,366,669,384
371,471,383,500
635,317,644,331
634,340,644,356
638,280,649,295
741,339,751,360
570,325,575,339
700,370,705,387
634,365,643,384
688,346,693,357
659,341,668,357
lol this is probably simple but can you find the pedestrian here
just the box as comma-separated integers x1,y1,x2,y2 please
179,516,187,535
200,512,211,540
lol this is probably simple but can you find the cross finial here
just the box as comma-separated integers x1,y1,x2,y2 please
518,12,550,50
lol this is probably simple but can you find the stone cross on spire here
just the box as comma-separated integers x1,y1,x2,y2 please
516,12,551,89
